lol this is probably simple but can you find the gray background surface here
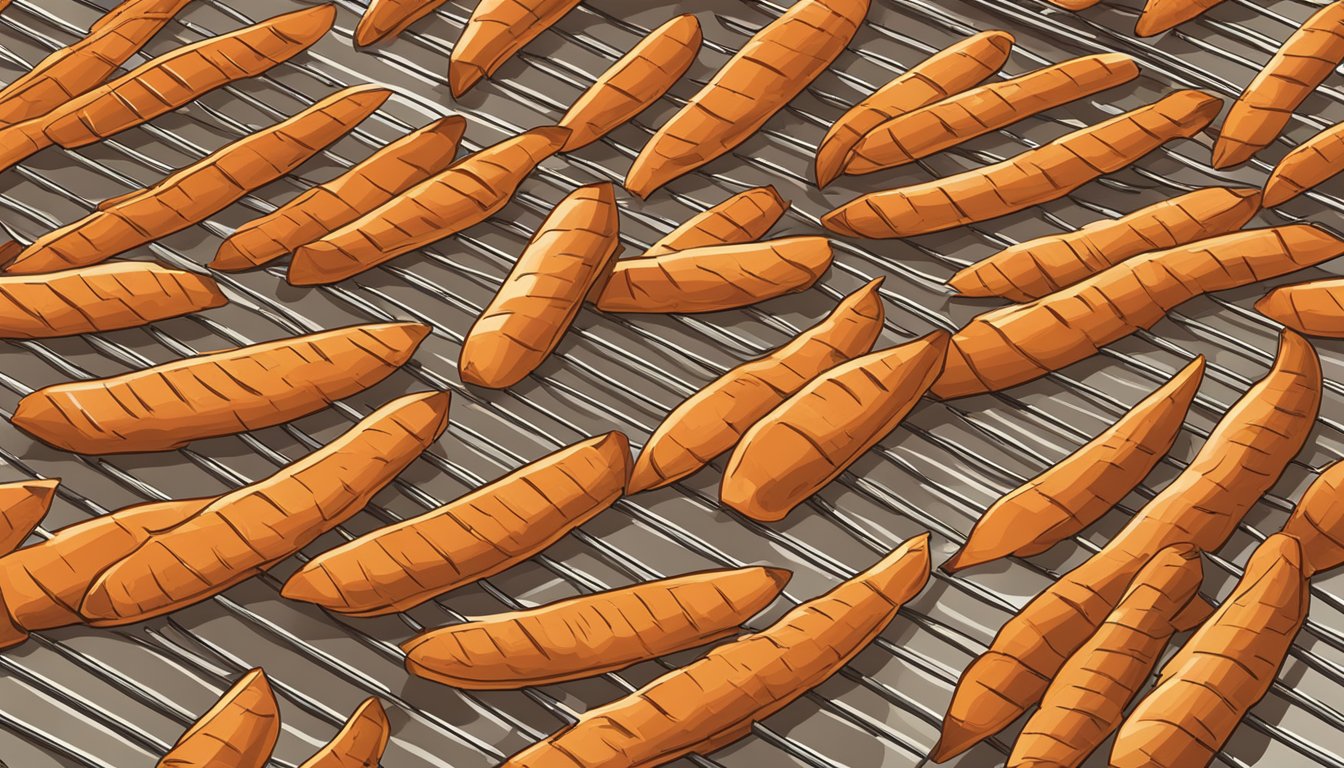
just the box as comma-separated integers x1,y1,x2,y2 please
0,0,1341,766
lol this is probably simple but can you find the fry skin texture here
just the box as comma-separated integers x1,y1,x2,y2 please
626,0,870,198
283,431,630,616
948,187,1262,302
629,278,885,493
460,182,620,388
298,698,390,768
12,322,430,455
212,115,467,272
944,356,1205,573
932,224,1344,399
499,534,930,768
355,0,447,46
158,669,279,768
289,126,570,285
402,566,791,689
1263,118,1344,205
78,391,450,625
0,479,58,555
930,330,1320,762
643,186,789,257
1212,2,1344,169
1256,277,1344,337
558,15,702,152
845,53,1140,175
815,29,1013,188
1135,0,1225,36
592,237,833,314
1007,544,1205,768
449,0,582,97
721,331,949,522
822,90,1221,239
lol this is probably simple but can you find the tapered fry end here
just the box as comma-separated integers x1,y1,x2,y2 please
209,239,264,272
929,721,981,763
304,697,391,767
819,204,866,238
1282,459,1344,577
1210,137,1254,170
287,242,343,286
0,478,59,554
1255,287,1295,330
353,17,387,48
627,455,670,495
945,267,994,298
76,576,119,623
1132,14,1166,38
939,546,978,574
458,354,523,389
281,564,340,609
1261,173,1301,208
448,61,483,99
815,149,844,189
624,155,661,200
0,240,21,270
12,393,85,454
0,584,28,648
719,475,789,523
760,566,794,594
593,430,634,490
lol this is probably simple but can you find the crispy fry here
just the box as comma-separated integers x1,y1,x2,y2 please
78,391,450,624
500,534,930,768
822,90,1221,239
944,356,1204,573
558,15,701,152
721,331,949,522
948,187,1262,301
449,0,582,97
845,53,1140,175
630,278,885,493
1255,277,1344,337
0,479,58,555
932,225,1344,399
592,237,833,314
298,698,390,768
355,0,447,47
159,669,279,768
289,126,570,285
815,29,1013,188
212,115,467,272
1263,118,1344,205
460,182,620,388
930,330,1320,762
1212,2,1344,169
283,432,629,616
626,0,870,198
1135,0,1225,36
12,322,429,455
643,186,789,258
403,566,790,689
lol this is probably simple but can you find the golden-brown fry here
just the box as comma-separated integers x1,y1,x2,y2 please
158,669,279,768
0,479,58,555
298,698,391,768
449,0,582,97
643,186,789,257
355,0,447,47
1256,277,1344,337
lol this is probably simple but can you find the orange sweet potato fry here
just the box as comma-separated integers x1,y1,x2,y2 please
0,479,58,555
298,698,391,768
355,0,447,47
449,0,582,97
158,669,279,768
642,186,789,257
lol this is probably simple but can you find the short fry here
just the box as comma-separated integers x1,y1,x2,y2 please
643,186,789,257
449,0,582,97
355,0,447,46
1135,0,1225,36
0,479,58,555
298,698,391,768
159,669,279,768
1263,119,1344,205
1256,277,1344,337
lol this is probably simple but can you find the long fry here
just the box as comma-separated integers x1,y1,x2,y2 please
944,356,1204,573
1212,2,1344,169
355,0,447,47
643,186,789,257
211,115,467,272
592,237,833,314
298,698,390,768
159,669,279,768
630,279,885,493
721,331,949,522
931,225,1344,399
1135,0,1225,36
822,90,1221,239
78,391,450,625
930,330,1320,762
500,534,930,768
460,182,620,388
282,431,630,617
7,85,387,275
12,322,430,455
1263,119,1344,205
815,29,1013,188
449,0,582,97
845,53,1140,175
289,126,570,285
948,187,1262,301
558,15,702,152
626,0,870,198
1257,277,1344,337
1008,543,1205,768
403,566,790,689
0,479,58,555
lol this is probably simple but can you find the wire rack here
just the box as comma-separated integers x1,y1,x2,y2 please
0,0,1341,766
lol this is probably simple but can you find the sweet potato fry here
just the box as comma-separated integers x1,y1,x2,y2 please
822,90,1221,239
629,278,885,493
643,186,789,258
78,391,450,625
499,534,930,767
355,0,447,46
288,126,570,285
558,15,701,152
845,53,1140,175
721,331,949,522
943,356,1204,574
1256,277,1344,337
449,0,582,97
948,187,1262,302
211,115,467,272
591,237,833,314
930,330,1320,762
7,85,388,275
159,669,279,768
298,698,390,768
931,224,1344,399
626,0,870,198
1008,543,1205,768
282,431,630,617
0,479,58,555
1263,119,1344,205
815,29,1013,188
12,322,430,455
460,182,620,388
1212,3,1344,169
403,566,790,689
1135,0,1225,36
